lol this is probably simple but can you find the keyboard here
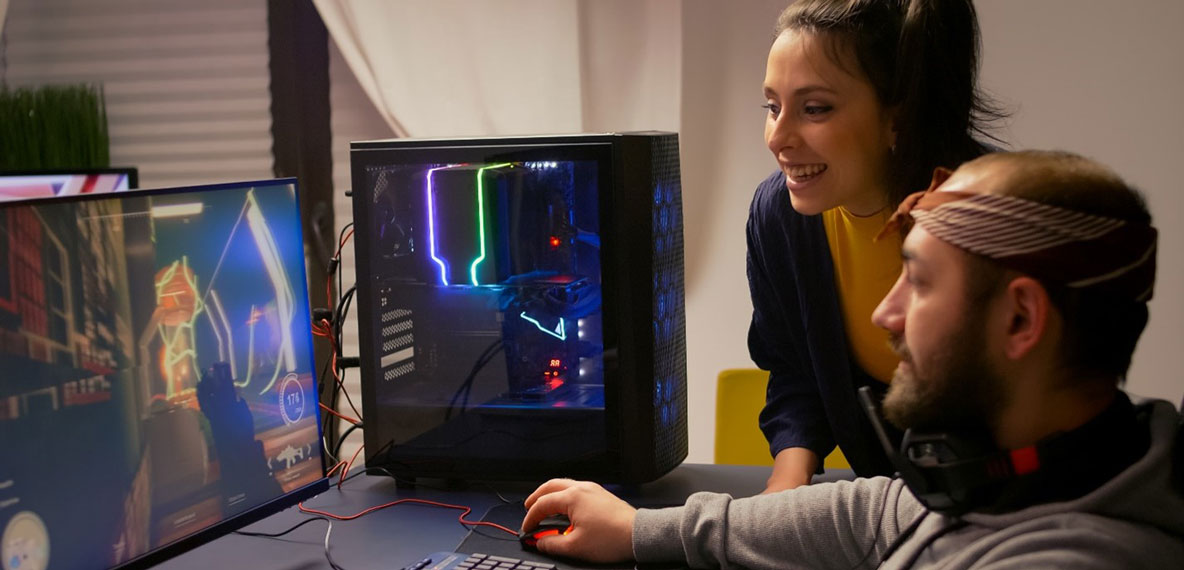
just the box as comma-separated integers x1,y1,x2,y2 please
403,552,559,570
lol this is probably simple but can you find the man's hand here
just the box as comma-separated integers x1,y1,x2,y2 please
762,447,818,494
522,479,636,563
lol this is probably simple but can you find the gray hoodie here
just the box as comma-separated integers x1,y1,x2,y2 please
633,399,1184,569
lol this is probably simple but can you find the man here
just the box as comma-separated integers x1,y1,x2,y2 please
521,151,1184,568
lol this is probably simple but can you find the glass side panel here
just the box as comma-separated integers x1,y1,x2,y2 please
357,156,607,465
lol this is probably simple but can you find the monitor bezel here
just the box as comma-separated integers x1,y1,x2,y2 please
0,166,140,191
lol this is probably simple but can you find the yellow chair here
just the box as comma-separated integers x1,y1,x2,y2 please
714,368,850,469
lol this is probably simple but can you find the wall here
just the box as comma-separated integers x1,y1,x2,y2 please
678,1,787,463
975,1,1184,407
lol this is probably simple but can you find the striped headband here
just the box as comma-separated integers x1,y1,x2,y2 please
877,169,1158,302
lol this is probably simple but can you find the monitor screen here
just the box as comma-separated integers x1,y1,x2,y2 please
0,168,139,203
0,179,326,569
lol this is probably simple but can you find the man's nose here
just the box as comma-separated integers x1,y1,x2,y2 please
872,276,908,333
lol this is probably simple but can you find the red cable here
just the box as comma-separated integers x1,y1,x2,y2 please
298,498,518,536
338,445,366,490
319,402,360,426
311,317,364,423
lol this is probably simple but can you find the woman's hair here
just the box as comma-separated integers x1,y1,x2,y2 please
776,0,1007,205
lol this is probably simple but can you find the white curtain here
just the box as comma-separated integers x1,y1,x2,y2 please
312,0,680,138
0,0,10,43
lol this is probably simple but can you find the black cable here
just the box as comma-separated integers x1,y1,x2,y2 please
333,422,363,461
234,516,345,570
876,509,928,565
458,343,504,416
469,525,521,542
332,286,362,422
480,483,523,505
334,286,356,346
445,339,504,420
234,516,330,538
897,518,967,570
334,223,353,320
338,465,453,491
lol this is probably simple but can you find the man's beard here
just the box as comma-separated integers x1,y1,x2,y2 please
882,317,1006,433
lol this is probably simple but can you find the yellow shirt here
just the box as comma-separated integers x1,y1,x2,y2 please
821,206,901,383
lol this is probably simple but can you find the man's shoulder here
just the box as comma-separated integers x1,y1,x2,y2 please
953,512,1184,569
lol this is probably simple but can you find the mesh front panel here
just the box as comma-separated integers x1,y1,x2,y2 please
649,135,688,471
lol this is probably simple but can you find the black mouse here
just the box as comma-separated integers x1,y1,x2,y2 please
519,514,574,551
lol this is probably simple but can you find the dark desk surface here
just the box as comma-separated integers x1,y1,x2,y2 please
158,463,853,570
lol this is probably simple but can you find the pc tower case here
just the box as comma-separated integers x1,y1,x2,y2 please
350,132,686,483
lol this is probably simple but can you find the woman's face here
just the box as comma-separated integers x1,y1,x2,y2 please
763,30,896,216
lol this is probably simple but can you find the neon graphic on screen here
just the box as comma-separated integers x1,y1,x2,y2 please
143,188,300,398
154,256,204,397
244,190,298,394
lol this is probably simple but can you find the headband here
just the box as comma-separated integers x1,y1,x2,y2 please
877,168,1158,302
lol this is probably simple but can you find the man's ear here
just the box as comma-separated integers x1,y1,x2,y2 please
1001,277,1052,361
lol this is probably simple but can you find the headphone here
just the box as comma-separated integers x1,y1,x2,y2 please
858,386,1052,516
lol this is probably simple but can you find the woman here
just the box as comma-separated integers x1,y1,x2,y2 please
750,0,1004,492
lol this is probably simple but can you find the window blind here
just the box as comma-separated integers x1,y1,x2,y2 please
1,0,273,189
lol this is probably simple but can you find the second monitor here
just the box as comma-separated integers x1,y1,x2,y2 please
350,132,687,483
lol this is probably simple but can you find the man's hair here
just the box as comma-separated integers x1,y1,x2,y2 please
961,151,1152,381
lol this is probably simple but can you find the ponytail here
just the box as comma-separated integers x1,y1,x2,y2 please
776,0,1006,205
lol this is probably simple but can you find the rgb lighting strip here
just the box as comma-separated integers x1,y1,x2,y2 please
426,163,512,286
470,163,511,285
426,165,460,286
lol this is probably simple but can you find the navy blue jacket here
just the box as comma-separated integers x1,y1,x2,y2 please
746,169,899,477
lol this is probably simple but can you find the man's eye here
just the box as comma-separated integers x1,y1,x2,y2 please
761,103,781,117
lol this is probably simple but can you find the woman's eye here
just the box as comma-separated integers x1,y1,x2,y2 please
761,102,780,117
803,104,833,116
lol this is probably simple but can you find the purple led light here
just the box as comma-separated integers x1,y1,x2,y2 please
426,166,454,285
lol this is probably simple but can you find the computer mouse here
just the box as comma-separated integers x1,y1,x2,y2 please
519,514,574,552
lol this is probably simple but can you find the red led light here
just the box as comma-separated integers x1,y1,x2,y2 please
549,359,562,368
549,236,561,247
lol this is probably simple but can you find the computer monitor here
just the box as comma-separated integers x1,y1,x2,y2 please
0,179,327,569
0,167,139,202
350,132,687,484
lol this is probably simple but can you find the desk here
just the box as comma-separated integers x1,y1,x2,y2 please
158,464,854,570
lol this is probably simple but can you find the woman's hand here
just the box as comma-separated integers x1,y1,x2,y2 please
762,447,818,494
522,479,637,563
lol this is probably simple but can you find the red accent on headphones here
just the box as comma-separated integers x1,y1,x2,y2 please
1010,446,1040,475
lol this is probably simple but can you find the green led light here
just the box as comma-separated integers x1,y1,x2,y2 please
470,163,512,285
